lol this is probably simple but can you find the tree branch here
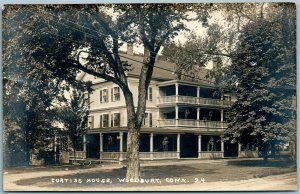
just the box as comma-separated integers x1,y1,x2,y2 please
67,59,120,85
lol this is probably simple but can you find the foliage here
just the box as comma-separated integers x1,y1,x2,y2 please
3,4,212,177
3,6,92,166
55,89,90,152
161,28,220,80
222,4,296,160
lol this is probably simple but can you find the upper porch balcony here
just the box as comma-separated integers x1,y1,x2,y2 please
158,119,227,129
157,82,234,108
158,95,233,107
158,106,228,132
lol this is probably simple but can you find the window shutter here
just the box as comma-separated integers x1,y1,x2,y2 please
149,87,153,101
106,89,108,102
117,87,121,101
111,114,113,127
100,115,102,128
90,116,94,129
149,113,153,127
111,88,114,102
100,90,102,103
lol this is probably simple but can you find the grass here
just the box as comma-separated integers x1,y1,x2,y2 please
13,158,296,188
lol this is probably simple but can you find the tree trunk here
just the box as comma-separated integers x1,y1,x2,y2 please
289,138,296,161
122,88,142,179
126,123,140,179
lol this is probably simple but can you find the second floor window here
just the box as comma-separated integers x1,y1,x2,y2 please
143,112,153,127
113,113,120,127
88,116,94,129
111,87,120,101
100,89,108,103
223,95,231,101
223,111,229,122
100,114,109,128
146,87,153,101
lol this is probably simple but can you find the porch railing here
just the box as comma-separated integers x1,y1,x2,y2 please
158,119,227,128
158,95,233,106
100,151,178,160
158,96,176,104
69,151,86,160
199,151,223,159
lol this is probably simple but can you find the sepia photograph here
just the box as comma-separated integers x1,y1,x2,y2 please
2,2,297,191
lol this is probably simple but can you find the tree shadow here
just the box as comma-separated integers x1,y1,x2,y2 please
227,159,295,167
15,164,218,187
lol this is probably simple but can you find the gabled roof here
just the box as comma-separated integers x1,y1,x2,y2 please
79,53,214,85
120,53,214,85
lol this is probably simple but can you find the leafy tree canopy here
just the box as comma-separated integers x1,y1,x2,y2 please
222,4,296,160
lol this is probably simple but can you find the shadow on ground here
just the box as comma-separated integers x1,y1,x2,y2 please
15,165,212,187
227,159,295,168
14,159,296,188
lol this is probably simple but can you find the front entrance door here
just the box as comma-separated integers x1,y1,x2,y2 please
224,141,238,157
86,134,100,159
180,133,198,158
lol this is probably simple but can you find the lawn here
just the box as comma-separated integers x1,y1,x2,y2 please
14,158,296,188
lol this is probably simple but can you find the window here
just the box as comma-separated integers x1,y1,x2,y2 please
114,113,120,127
84,93,90,106
143,112,153,127
100,89,108,103
88,116,94,129
146,87,153,101
223,95,231,101
100,114,109,128
111,87,120,101
223,110,229,122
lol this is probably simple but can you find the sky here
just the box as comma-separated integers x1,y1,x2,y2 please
116,10,215,69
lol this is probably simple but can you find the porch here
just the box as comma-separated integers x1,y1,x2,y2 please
158,82,233,107
69,133,243,162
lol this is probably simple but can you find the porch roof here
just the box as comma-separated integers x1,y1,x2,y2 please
156,79,215,88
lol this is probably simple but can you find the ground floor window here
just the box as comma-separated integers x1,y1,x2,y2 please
201,135,221,151
241,142,257,151
86,134,99,158
122,132,127,152
140,133,150,152
153,134,177,152
103,133,119,152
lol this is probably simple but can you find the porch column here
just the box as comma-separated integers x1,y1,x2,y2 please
221,139,224,158
83,135,86,152
197,108,200,127
100,133,103,159
177,134,181,159
221,110,224,122
150,133,154,160
197,86,200,104
198,135,202,158
175,106,179,126
175,83,179,103
238,143,242,157
119,132,123,161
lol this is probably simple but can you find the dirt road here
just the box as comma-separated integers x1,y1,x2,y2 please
3,160,297,191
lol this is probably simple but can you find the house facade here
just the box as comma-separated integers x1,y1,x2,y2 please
76,51,258,162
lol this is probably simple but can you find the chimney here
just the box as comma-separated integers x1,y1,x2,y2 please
127,43,134,55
